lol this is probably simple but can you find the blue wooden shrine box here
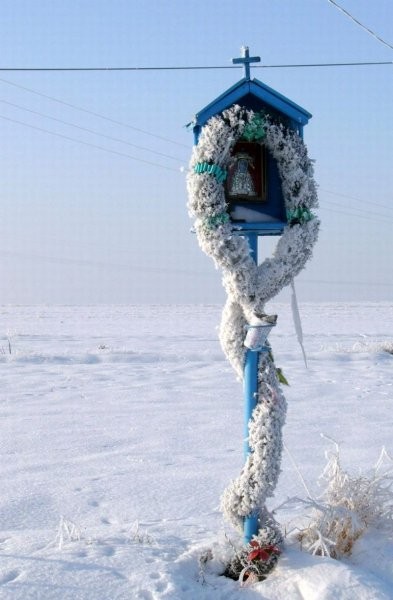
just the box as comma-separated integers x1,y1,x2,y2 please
191,50,312,236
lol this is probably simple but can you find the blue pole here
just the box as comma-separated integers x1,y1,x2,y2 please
243,233,259,544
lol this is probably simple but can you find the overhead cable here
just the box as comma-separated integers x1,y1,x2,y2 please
0,77,189,148
0,98,185,162
322,199,392,222
0,113,179,172
0,61,391,72
320,203,391,224
321,188,393,213
302,278,393,287
327,0,393,52
1,109,391,216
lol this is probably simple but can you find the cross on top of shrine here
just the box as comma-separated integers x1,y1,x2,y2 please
232,46,261,80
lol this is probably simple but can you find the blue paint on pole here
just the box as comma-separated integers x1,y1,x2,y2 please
243,233,259,544
243,350,260,543
243,348,259,457
244,514,259,544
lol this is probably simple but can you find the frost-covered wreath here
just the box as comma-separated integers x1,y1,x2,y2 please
187,105,319,554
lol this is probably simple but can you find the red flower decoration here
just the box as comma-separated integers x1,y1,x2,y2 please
247,544,281,563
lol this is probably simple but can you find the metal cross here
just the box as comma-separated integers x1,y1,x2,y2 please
232,46,261,80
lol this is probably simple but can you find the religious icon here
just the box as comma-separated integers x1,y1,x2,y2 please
226,142,267,203
228,153,257,197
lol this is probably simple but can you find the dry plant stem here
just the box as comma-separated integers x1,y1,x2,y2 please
296,444,393,559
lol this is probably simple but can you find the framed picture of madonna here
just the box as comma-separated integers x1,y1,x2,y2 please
226,141,267,204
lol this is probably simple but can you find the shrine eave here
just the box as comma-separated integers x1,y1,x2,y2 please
193,77,312,128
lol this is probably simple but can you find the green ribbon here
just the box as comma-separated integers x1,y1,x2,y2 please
287,206,314,226
203,213,230,229
242,113,266,142
268,350,289,386
194,162,227,183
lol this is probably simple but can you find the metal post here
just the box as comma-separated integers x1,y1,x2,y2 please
243,233,259,544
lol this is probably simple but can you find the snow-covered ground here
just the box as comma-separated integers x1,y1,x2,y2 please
0,303,392,599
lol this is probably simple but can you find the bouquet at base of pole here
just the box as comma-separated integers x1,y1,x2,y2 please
223,518,283,585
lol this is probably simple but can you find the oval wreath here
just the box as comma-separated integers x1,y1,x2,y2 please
187,105,319,545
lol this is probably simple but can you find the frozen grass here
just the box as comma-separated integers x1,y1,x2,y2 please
293,442,393,559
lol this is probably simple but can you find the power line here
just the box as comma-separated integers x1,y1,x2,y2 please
0,248,198,275
1,79,391,219
2,104,392,209
327,0,393,52
1,110,391,219
259,61,392,68
322,199,392,222
321,188,393,213
0,98,185,163
321,206,389,224
302,278,393,287
0,113,179,172
0,108,391,220
0,61,391,72
319,201,392,225
0,78,189,149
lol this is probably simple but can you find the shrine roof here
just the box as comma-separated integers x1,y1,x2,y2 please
193,77,312,128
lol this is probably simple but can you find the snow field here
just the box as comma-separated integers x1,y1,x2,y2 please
0,303,392,599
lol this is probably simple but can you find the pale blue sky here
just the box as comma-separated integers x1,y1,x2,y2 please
0,0,392,303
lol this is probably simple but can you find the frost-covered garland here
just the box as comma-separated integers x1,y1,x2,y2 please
187,105,319,559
